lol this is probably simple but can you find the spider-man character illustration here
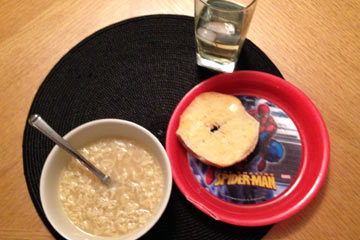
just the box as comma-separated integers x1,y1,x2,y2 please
189,103,285,204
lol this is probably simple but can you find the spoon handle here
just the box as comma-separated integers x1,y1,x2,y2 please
28,114,111,185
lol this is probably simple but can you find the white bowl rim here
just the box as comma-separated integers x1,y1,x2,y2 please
40,118,172,240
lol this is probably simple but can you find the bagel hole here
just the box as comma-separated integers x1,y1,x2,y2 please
210,124,220,133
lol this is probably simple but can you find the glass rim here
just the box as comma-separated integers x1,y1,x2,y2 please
199,0,257,12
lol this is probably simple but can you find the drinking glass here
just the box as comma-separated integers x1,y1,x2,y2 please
195,0,257,72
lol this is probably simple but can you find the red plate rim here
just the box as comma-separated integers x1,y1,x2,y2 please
165,71,330,226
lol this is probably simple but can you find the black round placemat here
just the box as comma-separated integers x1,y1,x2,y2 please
23,15,283,240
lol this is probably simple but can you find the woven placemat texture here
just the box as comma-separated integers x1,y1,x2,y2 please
23,15,283,240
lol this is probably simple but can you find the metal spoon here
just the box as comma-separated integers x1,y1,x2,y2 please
28,114,111,185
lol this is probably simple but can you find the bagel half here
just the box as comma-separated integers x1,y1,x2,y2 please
176,92,259,168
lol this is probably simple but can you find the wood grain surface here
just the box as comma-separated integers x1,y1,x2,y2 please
1,1,359,239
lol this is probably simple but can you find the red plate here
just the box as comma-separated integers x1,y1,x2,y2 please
165,71,330,226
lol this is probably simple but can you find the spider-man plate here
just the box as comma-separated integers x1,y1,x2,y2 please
165,71,330,226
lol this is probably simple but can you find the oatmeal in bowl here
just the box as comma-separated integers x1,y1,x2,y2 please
40,119,172,240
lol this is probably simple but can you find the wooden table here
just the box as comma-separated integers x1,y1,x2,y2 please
1,1,359,239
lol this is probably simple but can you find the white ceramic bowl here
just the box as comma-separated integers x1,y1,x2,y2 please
40,119,172,240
